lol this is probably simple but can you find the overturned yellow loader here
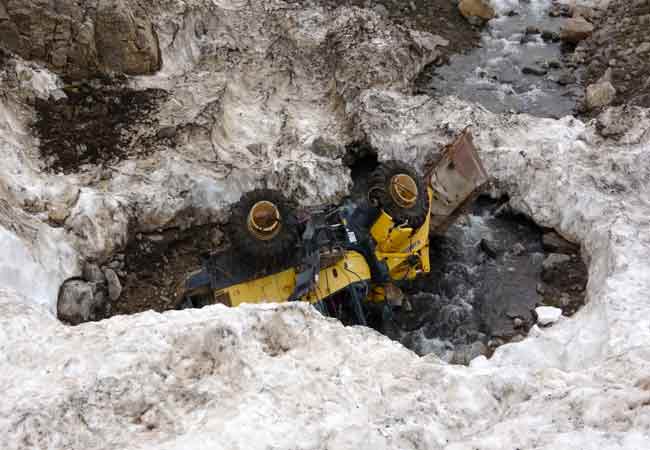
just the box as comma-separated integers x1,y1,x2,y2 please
178,129,489,325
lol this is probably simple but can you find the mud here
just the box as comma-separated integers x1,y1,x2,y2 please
109,225,224,317
33,77,168,173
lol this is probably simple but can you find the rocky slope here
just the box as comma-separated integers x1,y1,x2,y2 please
0,0,649,449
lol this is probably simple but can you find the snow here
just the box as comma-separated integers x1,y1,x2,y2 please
535,306,563,325
0,1,649,448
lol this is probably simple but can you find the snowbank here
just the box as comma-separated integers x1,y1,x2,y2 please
0,0,648,448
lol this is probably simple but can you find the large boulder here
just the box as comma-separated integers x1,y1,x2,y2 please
0,0,160,78
57,279,105,325
585,81,617,110
95,0,161,75
458,0,496,23
560,17,595,44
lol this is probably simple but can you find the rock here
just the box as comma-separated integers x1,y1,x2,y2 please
57,279,104,325
541,30,560,42
513,317,524,328
47,205,70,224
542,253,571,272
525,26,540,35
535,306,562,326
103,268,122,301
560,17,595,44
636,42,650,54
522,66,548,76
547,59,561,70
512,242,526,256
458,0,496,22
82,262,105,283
0,0,160,78
480,238,498,258
585,81,616,110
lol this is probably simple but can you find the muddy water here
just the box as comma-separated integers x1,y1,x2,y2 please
417,0,581,118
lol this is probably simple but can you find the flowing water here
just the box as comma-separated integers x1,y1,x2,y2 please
418,0,581,118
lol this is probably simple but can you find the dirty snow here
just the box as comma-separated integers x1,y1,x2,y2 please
0,0,649,448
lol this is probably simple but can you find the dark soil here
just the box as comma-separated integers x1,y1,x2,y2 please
579,0,650,108
109,225,224,316
33,77,168,173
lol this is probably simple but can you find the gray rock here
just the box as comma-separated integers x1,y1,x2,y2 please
103,268,123,301
480,238,498,258
82,262,105,283
585,81,616,110
541,30,560,42
547,59,561,70
522,66,548,76
57,279,105,325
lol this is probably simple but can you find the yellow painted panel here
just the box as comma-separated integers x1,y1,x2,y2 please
217,251,372,307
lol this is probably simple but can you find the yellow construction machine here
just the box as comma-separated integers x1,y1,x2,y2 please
178,130,488,325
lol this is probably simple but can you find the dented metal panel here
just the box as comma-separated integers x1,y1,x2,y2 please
427,128,489,233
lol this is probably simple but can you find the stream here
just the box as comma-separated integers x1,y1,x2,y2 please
418,0,581,118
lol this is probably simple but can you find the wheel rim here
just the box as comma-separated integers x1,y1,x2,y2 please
247,200,282,241
389,174,418,209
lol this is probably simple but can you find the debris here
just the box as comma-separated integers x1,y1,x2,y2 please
535,306,562,326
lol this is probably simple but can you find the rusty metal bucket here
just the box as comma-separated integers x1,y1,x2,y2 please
427,128,489,234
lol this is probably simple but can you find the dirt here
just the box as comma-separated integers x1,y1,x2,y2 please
578,0,650,108
302,0,481,62
33,77,168,173
109,225,225,316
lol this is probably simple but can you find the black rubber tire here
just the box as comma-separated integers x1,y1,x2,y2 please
368,160,429,228
228,189,300,271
